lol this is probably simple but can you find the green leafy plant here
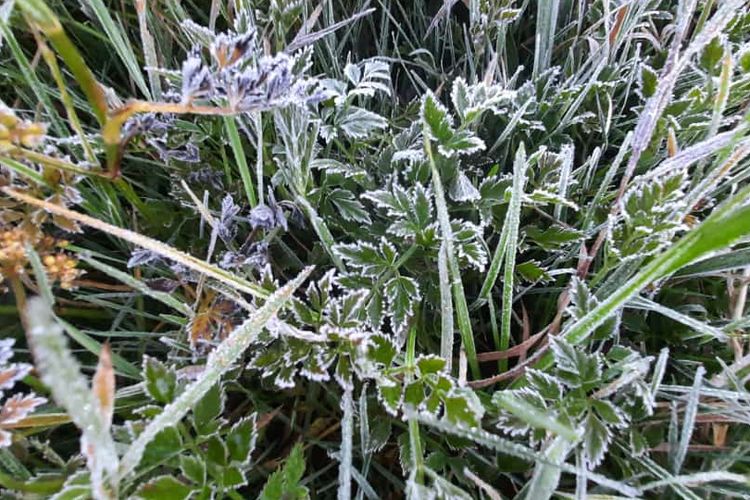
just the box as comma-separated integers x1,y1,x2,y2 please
2,0,750,498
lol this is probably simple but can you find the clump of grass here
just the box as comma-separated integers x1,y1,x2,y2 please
2,0,750,498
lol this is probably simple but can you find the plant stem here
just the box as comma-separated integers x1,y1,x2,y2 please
438,241,454,372
295,194,346,273
254,112,264,205
9,277,29,333
338,385,354,500
406,323,424,485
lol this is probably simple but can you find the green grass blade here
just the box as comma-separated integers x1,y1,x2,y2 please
0,17,65,136
532,0,561,79
425,138,479,379
80,255,193,317
438,241,454,372
499,144,527,372
80,0,151,98
224,116,257,207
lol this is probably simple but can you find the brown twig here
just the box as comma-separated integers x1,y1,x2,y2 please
468,343,550,389
476,330,545,363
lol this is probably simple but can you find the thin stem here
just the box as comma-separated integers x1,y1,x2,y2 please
338,386,354,500
729,268,750,361
295,194,346,273
438,241,454,372
254,112,264,205
406,323,424,485
34,32,97,164
5,148,105,178
9,277,29,333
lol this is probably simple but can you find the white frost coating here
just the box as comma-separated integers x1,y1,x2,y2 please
337,386,354,500
438,241,454,372
27,298,119,499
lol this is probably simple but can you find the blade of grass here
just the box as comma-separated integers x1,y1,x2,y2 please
135,0,162,100
499,144,528,372
224,116,257,207
425,137,479,379
477,144,529,306
35,33,97,164
674,248,750,277
338,385,354,500
671,366,705,474
80,255,193,316
0,157,47,186
406,323,424,486
17,0,108,126
532,0,561,79
2,187,270,299
58,319,140,379
79,0,151,98
627,297,727,341
438,241,454,372
25,297,119,498
411,412,640,497
0,12,66,136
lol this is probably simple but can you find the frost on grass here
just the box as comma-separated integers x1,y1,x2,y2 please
5,1,750,498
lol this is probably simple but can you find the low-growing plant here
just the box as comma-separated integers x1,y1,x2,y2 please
1,0,750,498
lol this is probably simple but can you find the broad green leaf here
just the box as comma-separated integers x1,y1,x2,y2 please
416,355,446,376
142,427,182,467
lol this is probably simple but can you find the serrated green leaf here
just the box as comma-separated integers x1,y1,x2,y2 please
583,412,611,468
179,455,206,485
443,389,484,427
422,92,454,144
142,357,177,404
192,383,224,435
135,475,193,500
700,36,724,72
494,392,579,442
384,275,420,335
142,427,182,467
259,443,308,500
226,415,257,464
416,355,446,376
640,64,658,98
